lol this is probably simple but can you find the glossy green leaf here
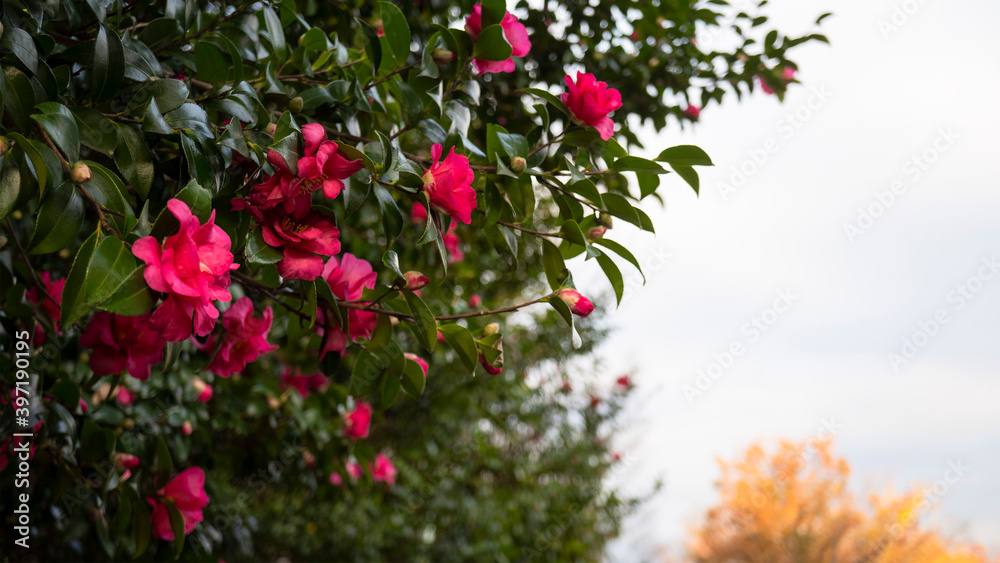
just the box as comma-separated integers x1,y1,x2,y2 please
32,102,80,162
262,7,287,58
86,237,137,305
28,182,84,255
2,66,37,131
596,252,624,306
400,357,427,397
473,24,513,62
72,107,118,155
438,324,478,372
194,40,228,87
378,1,411,64
542,239,569,291
114,123,154,199
246,230,283,264
60,230,100,330
655,144,714,166
98,268,156,316
404,292,437,352
93,26,125,102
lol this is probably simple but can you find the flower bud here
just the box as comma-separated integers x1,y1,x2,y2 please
181,421,193,436
510,156,527,174
70,162,92,184
0,136,10,156
479,353,502,375
267,396,281,410
483,323,500,336
192,378,213,403
558,288,595,317
588,226,607,239
432,48,456,65
289,96,304,113
114,453,140,473
265,122,277,136
79,398,89,413
616,374,633,390
467,294,482,308
403,271,429,290
597,213,613,228
11,210,22,220
123,418,135,430
58,249,71,259
302,449,316,467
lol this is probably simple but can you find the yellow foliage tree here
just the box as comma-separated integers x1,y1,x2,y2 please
687,440,994,563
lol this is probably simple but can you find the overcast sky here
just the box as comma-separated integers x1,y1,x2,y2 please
571,0,1000,559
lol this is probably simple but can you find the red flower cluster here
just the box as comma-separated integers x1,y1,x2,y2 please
233,123,364,280
204,297,277,377
280,367,329,399
80,312,166,380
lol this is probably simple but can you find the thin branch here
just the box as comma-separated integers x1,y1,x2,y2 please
153,3,249,54
367,60,420,90
496,220,564,239
4,218,61,337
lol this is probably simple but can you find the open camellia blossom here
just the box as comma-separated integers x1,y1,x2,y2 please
132,199,238,342
317,253,378,356
147,467,210,541
205,297,277,377
465,5,531,75
561,72,624,141
370,454,398,486
79,312,166,380
256,195,342,280
343,400,373,440
558,288,595,317
25,272,65,343
422,144,477,225
279,367,329,398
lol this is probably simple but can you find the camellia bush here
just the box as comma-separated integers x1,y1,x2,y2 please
0,0,827,560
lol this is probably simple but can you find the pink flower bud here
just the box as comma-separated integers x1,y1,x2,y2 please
79,398,89,413
616,375,633,390
510,156,527,174
192,378,213,403
598,213,613,228
403,271,429,290
181,421,193,436
588,226,607,239
329,472,343,485
432,48,456,65
483,323,500,336
265,123,277,136
117,387,135,406
558,289,595,317
683,105,701,120
467,294,482,308
70,162,92,184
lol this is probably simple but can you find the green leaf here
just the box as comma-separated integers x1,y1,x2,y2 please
163,498,185,559
559,219,588,247
593,238,644,283
637,172,661,199
380,367,402,406
541,239,569,291
28,182,84,255
131,487,152,556
1,27,39,74
142,96,174,135
548,296,574,328
438,324,478,372
601,192,642,227
93,26,125,102
372,184,403,244
655,145,714,166
2,66,37,131
351,350,385,397
596,252,624,306
612,156,667,174
521,87,569,116
245,230,283,265
8,133,48,194
378,1,411,64
166,103,213,138
400,357,427,397
83,161,133,235
61,229,100,330
128,79,189,114
98,268,156,316
262,7,287,58
481,0,507,28
86,237,137,305
564,179,603,206
72,107,118,155
382,250,404,278
357,19,382,77
153,435,173,488
473,24,513,62
194,40,228,88
114,123,154,199
32,102,80,163
404,292,437,352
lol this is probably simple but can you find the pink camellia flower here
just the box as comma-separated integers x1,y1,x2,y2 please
558,288,595,317
133,200,237,342
205,297,277,377
255,195,342,280
329,472,343,486
422,144,477,225
370,454,397,486
115,453,140,481
79,398,89,413
147,467,210,541
443,227,464,263
25,272,66,343
191,378,213,403
616,374,633,390
561,72,624,141
465,5,531,75
404,353,429,378
343,400,373,440
80,312,166,381
279,367,329,399
117,387,135,406
346,461,363,480
402,271,429,291
317,254,378,356
239,124,363,211
479,353,502,375
410,202,428,223
683,105,701,120
759,67,797,95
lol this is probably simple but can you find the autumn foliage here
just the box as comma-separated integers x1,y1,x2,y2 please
688,440,995,563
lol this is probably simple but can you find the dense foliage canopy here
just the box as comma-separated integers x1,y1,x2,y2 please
0,0,826,559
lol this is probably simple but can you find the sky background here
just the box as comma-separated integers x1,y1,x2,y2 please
567,0,1000,559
